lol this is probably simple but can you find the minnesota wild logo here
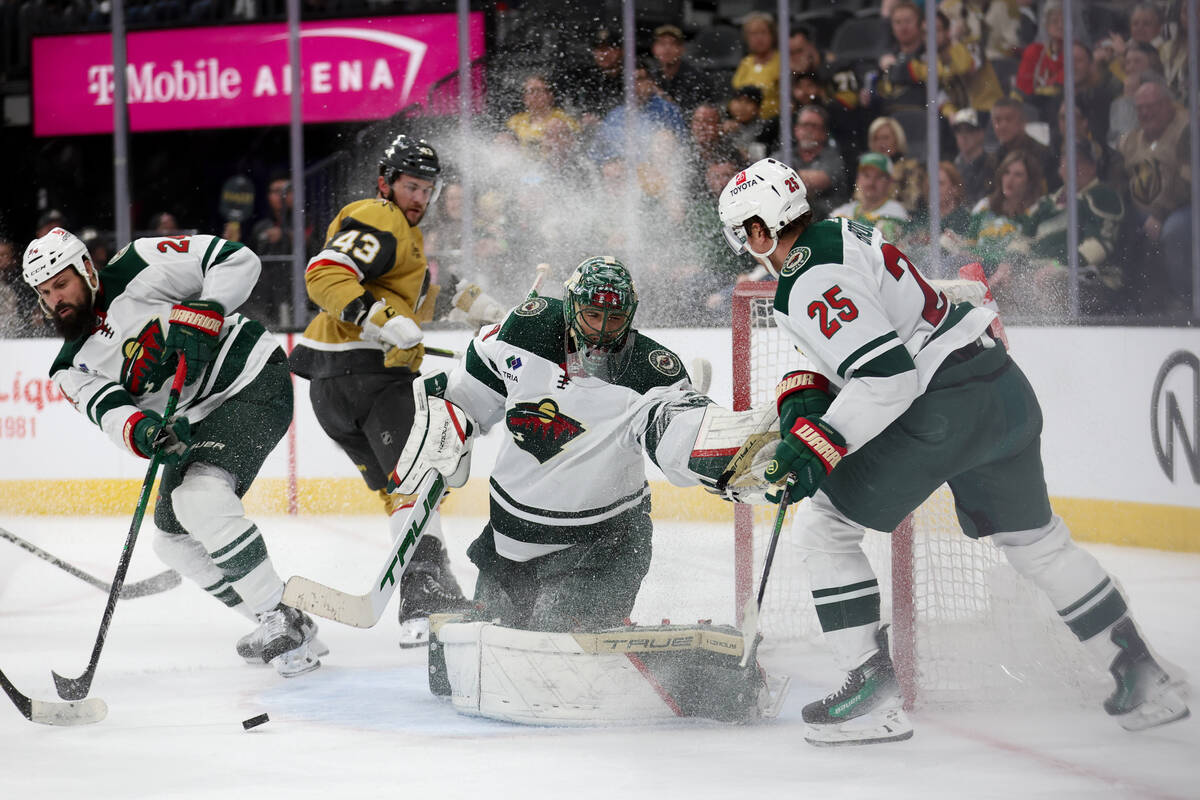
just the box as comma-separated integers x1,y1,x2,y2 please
505,398,585,463
120,319,171,395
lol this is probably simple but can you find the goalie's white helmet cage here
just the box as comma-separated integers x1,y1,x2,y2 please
718,158,811,270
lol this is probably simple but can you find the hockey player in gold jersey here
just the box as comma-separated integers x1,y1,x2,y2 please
291,134,470,646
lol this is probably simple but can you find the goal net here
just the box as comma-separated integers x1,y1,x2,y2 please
731,282,1108,709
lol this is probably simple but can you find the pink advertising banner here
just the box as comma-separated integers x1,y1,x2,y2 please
32,14,484,136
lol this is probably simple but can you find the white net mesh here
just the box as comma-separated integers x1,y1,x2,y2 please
735,286,1108,709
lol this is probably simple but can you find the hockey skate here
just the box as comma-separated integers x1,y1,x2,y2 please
802,625,913,746
1101,618,1190,731
398,538,471,648
237,617,328,666
256,604,323,677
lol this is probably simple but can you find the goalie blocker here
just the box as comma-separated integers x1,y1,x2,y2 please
426,614,789,725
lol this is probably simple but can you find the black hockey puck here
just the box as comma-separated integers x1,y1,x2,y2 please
242,713,269,730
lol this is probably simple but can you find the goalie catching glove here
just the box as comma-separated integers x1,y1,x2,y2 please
388,371,475,494
764,415,846,502
449,283,506,327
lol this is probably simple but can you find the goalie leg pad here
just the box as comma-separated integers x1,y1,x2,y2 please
430,619,788,725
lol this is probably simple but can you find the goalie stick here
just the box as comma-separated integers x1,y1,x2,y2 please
0,667,107,726
282,468,448,628
0,528,181,600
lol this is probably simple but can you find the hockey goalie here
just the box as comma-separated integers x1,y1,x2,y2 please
388,256,786,724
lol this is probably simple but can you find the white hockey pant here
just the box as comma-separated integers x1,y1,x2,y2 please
159,463,284,616
791,491,882,670
992,515,1131,664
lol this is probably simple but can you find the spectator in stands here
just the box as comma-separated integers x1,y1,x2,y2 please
769,104,847,219
0,233,49,337
790,69,868,169
1070,40,1122,147
1015,0,1065,124
991,96,1059,192
788,24,822,75
1108,44,1165,147
648,25,713,116
148,211,180,234
867,116,926,216
985,0,1039,60
245,174,314,326
1097,1,1165,83
1028,141,1127,314
249,175,299,257
732,12,781,120
506,72,581,149
935,160,975,246
723,85,772,163
967,149,1047,308
870,1,928,115
79,227,114,270
538,115,598,189
1160,1,1190,103
556,26,625,130
698,158,761,319
591,62,687,162
1056,101,1126,192
932,7,1004,114
1119,80,1194,311
952,108,999,207
831,152,910,243
35,209,67,238
686,103,742,194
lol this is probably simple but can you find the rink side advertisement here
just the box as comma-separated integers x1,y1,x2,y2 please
0,327,1196,551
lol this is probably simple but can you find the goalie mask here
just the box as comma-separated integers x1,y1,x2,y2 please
379,134,443,205
718,158,811,275
22,227,99,316
563,256,638,381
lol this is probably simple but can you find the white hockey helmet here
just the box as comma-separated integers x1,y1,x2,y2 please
22,227,99,314
718,158,811,273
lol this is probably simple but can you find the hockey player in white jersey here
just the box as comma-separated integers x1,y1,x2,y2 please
23,227,324,677
717,158,1189,744
433,256,734,630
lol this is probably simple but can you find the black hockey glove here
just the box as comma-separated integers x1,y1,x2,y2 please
128,410,192,463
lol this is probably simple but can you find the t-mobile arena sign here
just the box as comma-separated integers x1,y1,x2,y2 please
32,14,484,136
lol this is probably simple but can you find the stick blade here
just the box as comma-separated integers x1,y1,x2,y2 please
738,596,759,668
29,696,108,726
118,569,182,599
282,576,378,628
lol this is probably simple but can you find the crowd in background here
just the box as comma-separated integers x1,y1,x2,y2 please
1,0,1195,335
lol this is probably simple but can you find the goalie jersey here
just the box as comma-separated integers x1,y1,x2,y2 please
445,297,714,559
775,218,996,451
48,235,279,456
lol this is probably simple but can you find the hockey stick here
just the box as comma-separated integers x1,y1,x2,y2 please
528,262,551,299
0,528,181,600
52,355,189,701
424,345,463,359
739,473,796,667
0,666,107,726
282,468,447,628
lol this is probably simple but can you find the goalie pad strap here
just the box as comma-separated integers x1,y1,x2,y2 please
775,370,830,413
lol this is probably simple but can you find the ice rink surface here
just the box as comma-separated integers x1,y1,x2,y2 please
1,513,1197,800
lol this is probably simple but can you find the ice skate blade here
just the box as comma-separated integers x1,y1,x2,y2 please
271,642,322,678
399,618,431,648
804,707,914,747
1113,689,1190,732
242,637,329,665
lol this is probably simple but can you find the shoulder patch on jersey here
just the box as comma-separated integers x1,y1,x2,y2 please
648,348,682,377
780,246,811,277
775,220,844,315
515,297,548,317
111,243,131,261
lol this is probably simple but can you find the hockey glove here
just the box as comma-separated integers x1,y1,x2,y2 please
775,370,833,434
361,300,423,350
125,410,192,463
450,283,506,327
764,415,846,503
165,300,225,383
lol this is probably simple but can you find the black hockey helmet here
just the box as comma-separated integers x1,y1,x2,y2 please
379,134,441,184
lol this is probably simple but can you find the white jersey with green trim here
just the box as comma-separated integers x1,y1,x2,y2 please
49,234,279,456
774,217,995,452
443,298,713,558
